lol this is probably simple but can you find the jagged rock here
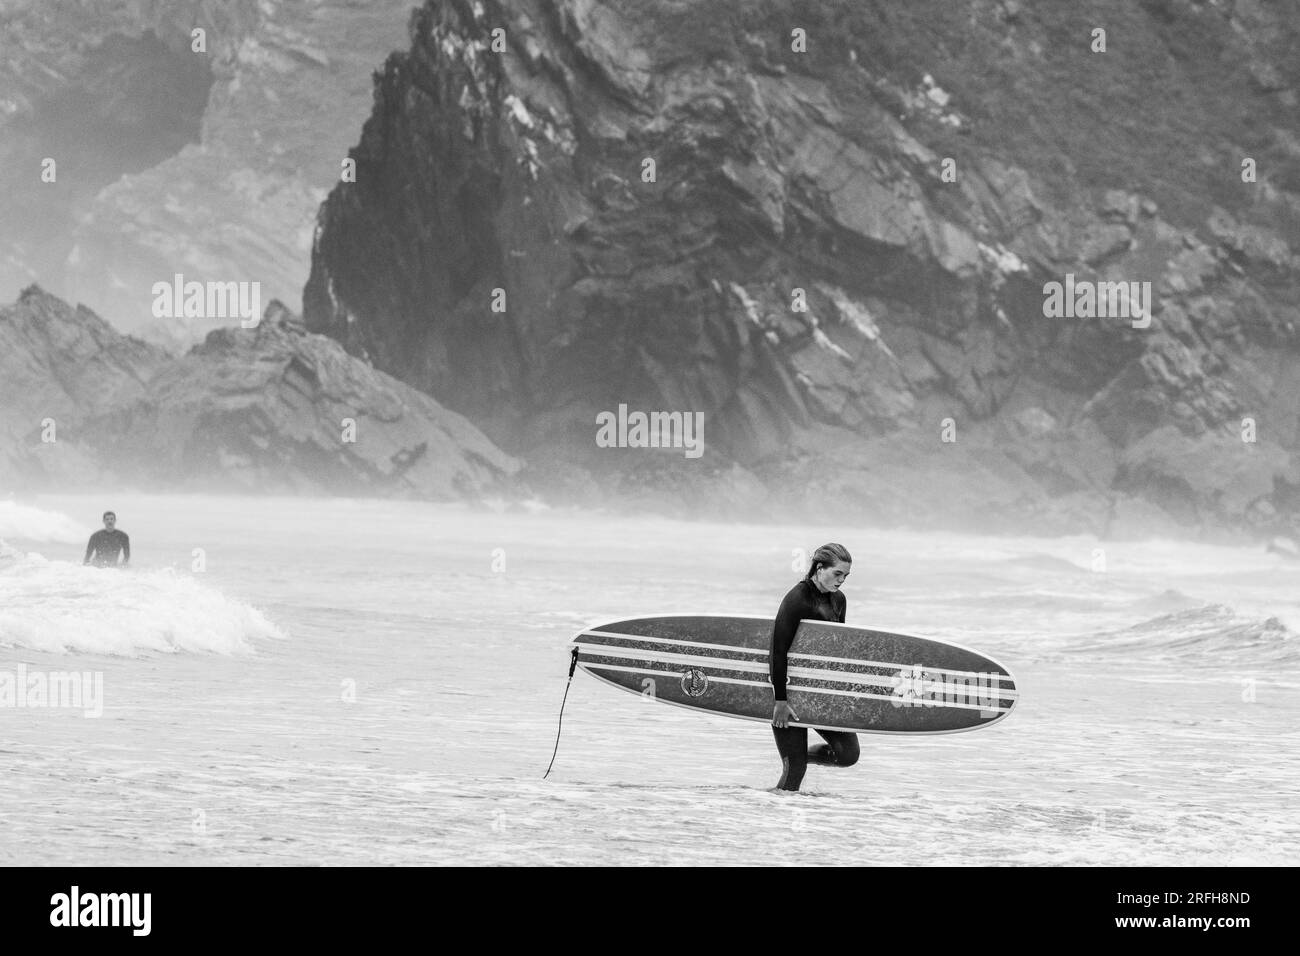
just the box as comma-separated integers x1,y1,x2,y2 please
1100,190,1140,226
294,0,1300,535
998,1,1024,23
97,300,521,495
1080,223,1133,266
1115,426,1297,528
0,0,414,340
0,285,169,487
302,0,1019,463
1162,239,1219,295
8,0,1299,534
1206,207,1295,274
1248,60,1286,93
0,287,519,498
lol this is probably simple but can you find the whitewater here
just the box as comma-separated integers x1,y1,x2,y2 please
1,493,1296,865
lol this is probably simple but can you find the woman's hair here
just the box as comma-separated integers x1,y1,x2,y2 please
806,542,852,580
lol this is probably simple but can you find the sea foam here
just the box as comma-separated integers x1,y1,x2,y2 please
0,500,85,543
0,548,286,656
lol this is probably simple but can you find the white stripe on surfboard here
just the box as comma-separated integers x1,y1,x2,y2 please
574,641,1019,700
581,629,769,657
579,668,1015,735
577,642,768,673
578,629,1014,684
783,681,1011,713
577,644,1019,702
577,642,1013,702
579,662,1013,714
581,662,768,688
581,614,1021,690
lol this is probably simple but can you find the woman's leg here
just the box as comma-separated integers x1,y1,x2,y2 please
770,724,809,791
809,729,860,766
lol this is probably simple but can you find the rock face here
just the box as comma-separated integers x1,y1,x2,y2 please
0,0,413,343
302,0,1300,535
0,286,169,487
0,287,520,498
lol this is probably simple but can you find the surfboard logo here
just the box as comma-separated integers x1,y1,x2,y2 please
680,668,710,698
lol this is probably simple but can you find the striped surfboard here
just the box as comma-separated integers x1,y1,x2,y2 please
571,615,1018,735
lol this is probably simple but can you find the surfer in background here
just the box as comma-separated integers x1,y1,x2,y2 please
769,542,859,791
83,511,130,568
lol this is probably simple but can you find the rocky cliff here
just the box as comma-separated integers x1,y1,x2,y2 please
0,289,167,486
0,0,413,344
301,0,1300,536
0,286,519,497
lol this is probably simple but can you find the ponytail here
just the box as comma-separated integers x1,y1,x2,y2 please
806,542,852,580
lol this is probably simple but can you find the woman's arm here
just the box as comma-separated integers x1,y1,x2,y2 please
769,591,804,702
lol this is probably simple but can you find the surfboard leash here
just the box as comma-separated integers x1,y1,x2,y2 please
542,645,581,779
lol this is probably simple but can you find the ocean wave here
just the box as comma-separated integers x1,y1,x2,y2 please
0,548,286,656
0,501,85,543
1070,604,1298,666
999,552,1091,574
1119,588,1204,615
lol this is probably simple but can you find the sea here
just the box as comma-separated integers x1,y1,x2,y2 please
1,493,1296,865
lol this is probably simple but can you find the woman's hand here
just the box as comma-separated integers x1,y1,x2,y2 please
772,700,798,728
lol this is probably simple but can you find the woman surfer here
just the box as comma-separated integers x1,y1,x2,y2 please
769,543,860,791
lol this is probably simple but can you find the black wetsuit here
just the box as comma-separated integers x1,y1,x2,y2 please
770,578,859,791
84,529,130,567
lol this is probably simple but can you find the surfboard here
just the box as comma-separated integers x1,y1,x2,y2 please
571,614,1018,734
